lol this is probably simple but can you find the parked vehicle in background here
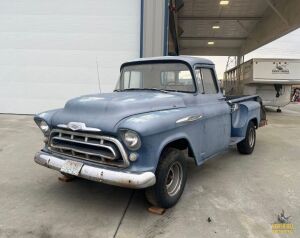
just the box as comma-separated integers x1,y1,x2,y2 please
223,58,300,112
292,87,300,102
34,56,262,208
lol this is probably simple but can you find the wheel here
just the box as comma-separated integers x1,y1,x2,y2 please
237,121,256,154
145,148,187,208
277,108,282,113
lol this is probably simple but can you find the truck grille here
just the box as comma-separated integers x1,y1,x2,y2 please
48,129,129,167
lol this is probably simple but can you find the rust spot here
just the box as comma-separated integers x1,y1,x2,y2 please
58,174,76,182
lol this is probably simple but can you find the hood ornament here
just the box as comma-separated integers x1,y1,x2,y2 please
57,122,101,132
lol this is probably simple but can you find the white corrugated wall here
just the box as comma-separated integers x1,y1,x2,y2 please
0,0,141,114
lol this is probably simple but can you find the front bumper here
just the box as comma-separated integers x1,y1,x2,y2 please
34,151,156,189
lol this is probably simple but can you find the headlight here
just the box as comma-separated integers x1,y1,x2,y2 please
122,130,141,150
36,120,50,135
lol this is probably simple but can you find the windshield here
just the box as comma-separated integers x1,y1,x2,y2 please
116,63,196,93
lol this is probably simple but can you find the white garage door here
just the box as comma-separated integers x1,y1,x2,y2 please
0,0,141,114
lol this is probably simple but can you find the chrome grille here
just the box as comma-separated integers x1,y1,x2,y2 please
48,129,129,167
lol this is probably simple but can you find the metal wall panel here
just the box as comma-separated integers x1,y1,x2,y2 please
142,0,167,57
0,0,140,114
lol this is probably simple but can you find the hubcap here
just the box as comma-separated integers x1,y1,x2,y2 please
165,162,183,196
249,128,255,147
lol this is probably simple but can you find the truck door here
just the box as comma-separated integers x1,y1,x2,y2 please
195,67,231,158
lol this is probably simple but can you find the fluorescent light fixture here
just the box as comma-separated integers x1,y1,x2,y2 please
208,41,215,45
212,25,220,29
220,0,229,5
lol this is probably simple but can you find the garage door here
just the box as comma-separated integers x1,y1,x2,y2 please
0,0,141,114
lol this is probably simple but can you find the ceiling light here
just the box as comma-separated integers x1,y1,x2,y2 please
208,41,215,45
212,25,220,29
220,1,229,5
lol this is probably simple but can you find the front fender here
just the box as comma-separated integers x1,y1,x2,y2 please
34,109,62,128
116,108,204,172
116,107,203,136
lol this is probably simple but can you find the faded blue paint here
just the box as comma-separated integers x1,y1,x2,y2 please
34,56,261,174
231,101,261,138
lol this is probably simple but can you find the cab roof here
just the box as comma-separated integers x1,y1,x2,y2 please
121,56,214,69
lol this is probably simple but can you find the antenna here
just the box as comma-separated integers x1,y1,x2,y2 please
96,59,102,93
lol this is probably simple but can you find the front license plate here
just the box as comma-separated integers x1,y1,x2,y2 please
60,160,84,176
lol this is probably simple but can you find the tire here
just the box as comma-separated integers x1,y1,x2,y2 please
145,148,187,208
237,121,256,154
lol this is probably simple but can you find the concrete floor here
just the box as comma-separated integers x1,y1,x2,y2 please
0,104,299,238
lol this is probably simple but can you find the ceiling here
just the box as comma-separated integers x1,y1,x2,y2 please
174,0,300,56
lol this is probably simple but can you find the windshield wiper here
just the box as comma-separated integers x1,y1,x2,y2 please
147,88,169,93
115,88,169,93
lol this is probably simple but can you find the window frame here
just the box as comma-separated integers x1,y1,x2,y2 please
119,60,198,94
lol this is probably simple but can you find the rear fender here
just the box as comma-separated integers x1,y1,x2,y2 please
231,101,260,137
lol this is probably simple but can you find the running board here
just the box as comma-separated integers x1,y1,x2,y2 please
230,137,244,145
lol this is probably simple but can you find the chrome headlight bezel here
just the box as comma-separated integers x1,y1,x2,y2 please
121,130,141,151
35,119,50,136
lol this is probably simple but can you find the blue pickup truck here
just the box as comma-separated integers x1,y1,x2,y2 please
34,56,262,208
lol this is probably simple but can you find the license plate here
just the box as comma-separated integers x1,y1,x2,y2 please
60,160,83,176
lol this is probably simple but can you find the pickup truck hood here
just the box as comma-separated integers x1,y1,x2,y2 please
51,92,186,132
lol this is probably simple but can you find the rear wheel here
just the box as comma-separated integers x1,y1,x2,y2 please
145,148,187,208
237,121,256,154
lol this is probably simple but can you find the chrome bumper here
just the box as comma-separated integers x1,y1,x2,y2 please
34,151,156,189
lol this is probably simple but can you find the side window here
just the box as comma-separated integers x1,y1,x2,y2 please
201,68,218,94
123,71,142,89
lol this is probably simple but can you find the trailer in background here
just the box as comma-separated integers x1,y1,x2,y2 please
223,58,300,112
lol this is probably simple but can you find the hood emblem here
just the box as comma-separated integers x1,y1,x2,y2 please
57,122,101,132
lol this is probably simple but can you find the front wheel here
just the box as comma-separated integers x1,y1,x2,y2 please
145,148,187,208
237,121,256,154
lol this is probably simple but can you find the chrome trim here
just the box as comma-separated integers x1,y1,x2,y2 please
34,151,156,189
176,115,203,124
57,122,101,132
51,136,117,160
48,129,129,167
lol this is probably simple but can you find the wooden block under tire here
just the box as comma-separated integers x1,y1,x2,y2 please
148,206,166,215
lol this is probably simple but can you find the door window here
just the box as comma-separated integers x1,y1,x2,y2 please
199,68,218,94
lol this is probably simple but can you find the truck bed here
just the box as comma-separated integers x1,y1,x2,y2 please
225,95,261,103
